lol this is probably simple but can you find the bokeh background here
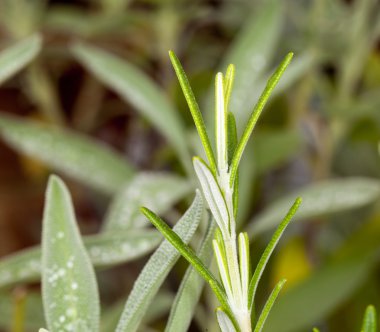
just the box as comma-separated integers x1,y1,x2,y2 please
0,0,379,331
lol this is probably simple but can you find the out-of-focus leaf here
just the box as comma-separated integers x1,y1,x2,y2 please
0,229,161,289
165,222,216,332
0,292,44,331
0,114,134,194
215,0,283,130
115,192,203,332
253,129,302,175
248,178,380,237
263,245,379,332
45,7,131,37
101,293,174,332
0,34,42,85
361,305,377,332
71,43,191,171
103,173,192,231
41,176,100,332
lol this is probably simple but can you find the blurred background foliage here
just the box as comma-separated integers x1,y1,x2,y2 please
0,0,379,331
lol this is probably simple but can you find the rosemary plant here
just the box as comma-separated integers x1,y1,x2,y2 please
142,51,302,332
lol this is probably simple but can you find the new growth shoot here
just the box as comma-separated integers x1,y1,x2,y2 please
142,51,301,332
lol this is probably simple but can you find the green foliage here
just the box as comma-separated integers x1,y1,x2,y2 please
0,34,41,85
0,114,134,194
41,175,100,332
0,1,378,331
72,43,191,172
115,192,204,332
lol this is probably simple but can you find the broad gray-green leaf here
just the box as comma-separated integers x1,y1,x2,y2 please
115,192,204,332
0,114,134,194
213,0,283,130
42,175,100,332
103,173,192,231
248,178,380,237
165,222,216,332
0,34,42,85
263,250,378,332
71,43,190,171
0,229,161,289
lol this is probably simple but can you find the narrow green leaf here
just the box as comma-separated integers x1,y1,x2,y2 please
263,252,378,332
0,114,134,194
229,52,293,187
141,203,230,316
169,50,217,173
165,221,216,332
71,43,191,172
103,173,192,231
312,329,320,332
0,229,160,289
211,0,283,129
253,279,286,332
243,52,316,121
248,198,301,308
361,305,377,332
42,175,100,332
115,192,203,332
227,112,239,217
215,72,227,169
224,64,235,111
0,34,42,85
227,112,238,166
248,178,380,237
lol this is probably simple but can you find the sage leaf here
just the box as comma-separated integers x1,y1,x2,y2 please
0,34,42,85
115,192,203,332
0,230,161,289
71,43,191,172
248,178,380,237
42,175,100,332
103,173,191,231
263,251,378,332
0,114,134,194
209,0,283,130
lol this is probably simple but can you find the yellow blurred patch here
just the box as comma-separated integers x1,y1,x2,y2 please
18,113,49,181
271,237,312,292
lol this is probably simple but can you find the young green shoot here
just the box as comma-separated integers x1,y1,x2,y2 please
143,51,298,332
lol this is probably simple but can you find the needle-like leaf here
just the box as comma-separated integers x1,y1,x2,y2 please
361,305,377,332
253,279,286,332
169,50,217,173
224,65,235,111
226,111,239,216
115,192,203,332
141,202,232,318
215,72,227,170
248,197,301,309
165,221,216,332
229,52,293,186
